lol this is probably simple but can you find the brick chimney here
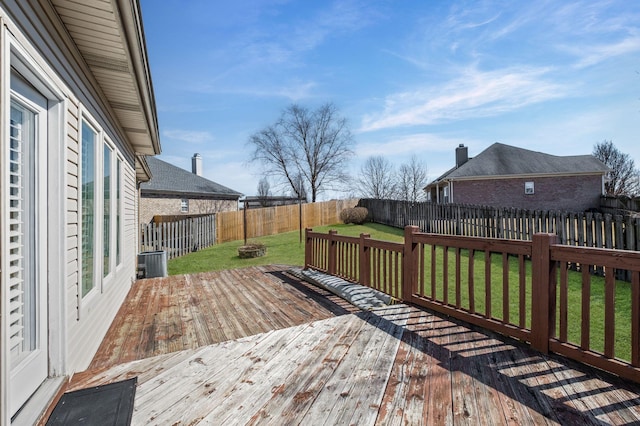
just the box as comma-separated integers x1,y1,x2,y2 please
192,153,202,176
455,144,468,168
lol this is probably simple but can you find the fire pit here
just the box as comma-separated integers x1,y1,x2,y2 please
238,243,266,259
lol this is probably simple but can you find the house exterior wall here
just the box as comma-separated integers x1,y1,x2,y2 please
139,195,238,223
1,3,145,421
451,175,603,211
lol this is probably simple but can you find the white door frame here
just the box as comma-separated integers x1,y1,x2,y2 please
1,24,66,423
7,73,49,418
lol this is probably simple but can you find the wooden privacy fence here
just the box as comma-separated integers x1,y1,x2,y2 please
140,214,216,259
305,226,640,384
600,195,640,213
216,198,359,243
359,198,640,251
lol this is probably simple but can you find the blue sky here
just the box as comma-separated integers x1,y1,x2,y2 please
140,0,640,199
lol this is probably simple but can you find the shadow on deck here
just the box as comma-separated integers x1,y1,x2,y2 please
61,266,640,425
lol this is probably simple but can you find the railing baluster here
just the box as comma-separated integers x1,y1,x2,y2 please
581,267,591,351
485,250,491,319
502,252,509,324
455,247,461,308
605,266,616,358
633,271,640,367
559,261,568,341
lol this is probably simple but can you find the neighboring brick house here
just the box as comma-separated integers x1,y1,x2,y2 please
140,154,242,223
424,143,609,212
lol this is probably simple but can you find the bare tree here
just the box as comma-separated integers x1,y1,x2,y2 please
395,155,428,203
356,156,397,199
291,173,307,201
593,140,639,196
248,103,354,202
191,199,237,214
257,177,271,207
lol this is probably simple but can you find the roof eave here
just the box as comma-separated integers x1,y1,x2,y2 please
48,0,161,158
136,155,152,182
116,0,161,155
447,171,609,181
141,189,243,200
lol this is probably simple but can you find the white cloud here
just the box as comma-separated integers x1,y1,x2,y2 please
567,35,640,68
360,66,565,132
163,129,215,144
207,80,318,101
291,0,376,51
356,133,475,158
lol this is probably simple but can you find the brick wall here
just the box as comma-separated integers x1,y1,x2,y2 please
452,175,603,211
139,196,238,224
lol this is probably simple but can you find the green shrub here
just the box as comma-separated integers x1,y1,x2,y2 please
339,207,369,224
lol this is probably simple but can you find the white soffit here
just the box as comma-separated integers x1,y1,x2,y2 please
50,0,160,156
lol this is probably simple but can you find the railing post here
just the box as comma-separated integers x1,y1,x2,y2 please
359,233,371,286
531,233,559,354
304,228,313,270
402,226,420,303
328,230,338,275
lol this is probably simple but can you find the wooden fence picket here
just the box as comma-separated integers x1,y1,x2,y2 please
140,213,217,259
358,199,640,253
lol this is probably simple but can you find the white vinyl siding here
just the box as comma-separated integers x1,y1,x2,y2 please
116,157,122,266
67,109,139,370
1,3,156,421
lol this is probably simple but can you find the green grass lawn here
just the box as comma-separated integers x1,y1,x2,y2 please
168,222,403,275
423,248,633,362
169,222,634,362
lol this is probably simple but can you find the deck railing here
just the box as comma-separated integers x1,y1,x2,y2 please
304,226,640,384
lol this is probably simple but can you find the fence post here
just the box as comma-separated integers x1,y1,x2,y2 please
328,230,338,275
402,226,420,303
304,228,313,269
531,233,558,354
359,233,371,286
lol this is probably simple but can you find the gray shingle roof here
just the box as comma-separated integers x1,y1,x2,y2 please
140,156,242,199
431,143,609,184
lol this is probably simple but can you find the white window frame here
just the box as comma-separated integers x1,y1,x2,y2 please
181,199,189,213
525,181,535,195
102,138,115,286
115,155,124,270
79,114,101,303
79,112,128,300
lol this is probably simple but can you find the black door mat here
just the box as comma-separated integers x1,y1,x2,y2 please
46,377,137,426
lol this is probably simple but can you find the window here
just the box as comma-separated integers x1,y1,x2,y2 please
81,117,127,295
116,158,122,266
81,121,97,297
181,199,189,212
103,144,112,277
525,181,535,195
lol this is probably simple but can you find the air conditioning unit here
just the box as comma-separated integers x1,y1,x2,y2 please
138,250,167,278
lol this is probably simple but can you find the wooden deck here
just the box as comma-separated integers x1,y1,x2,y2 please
89,265,359,370
65,266,640,425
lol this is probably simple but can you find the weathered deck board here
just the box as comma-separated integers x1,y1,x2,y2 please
89,266,358,370
62,267,640,425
